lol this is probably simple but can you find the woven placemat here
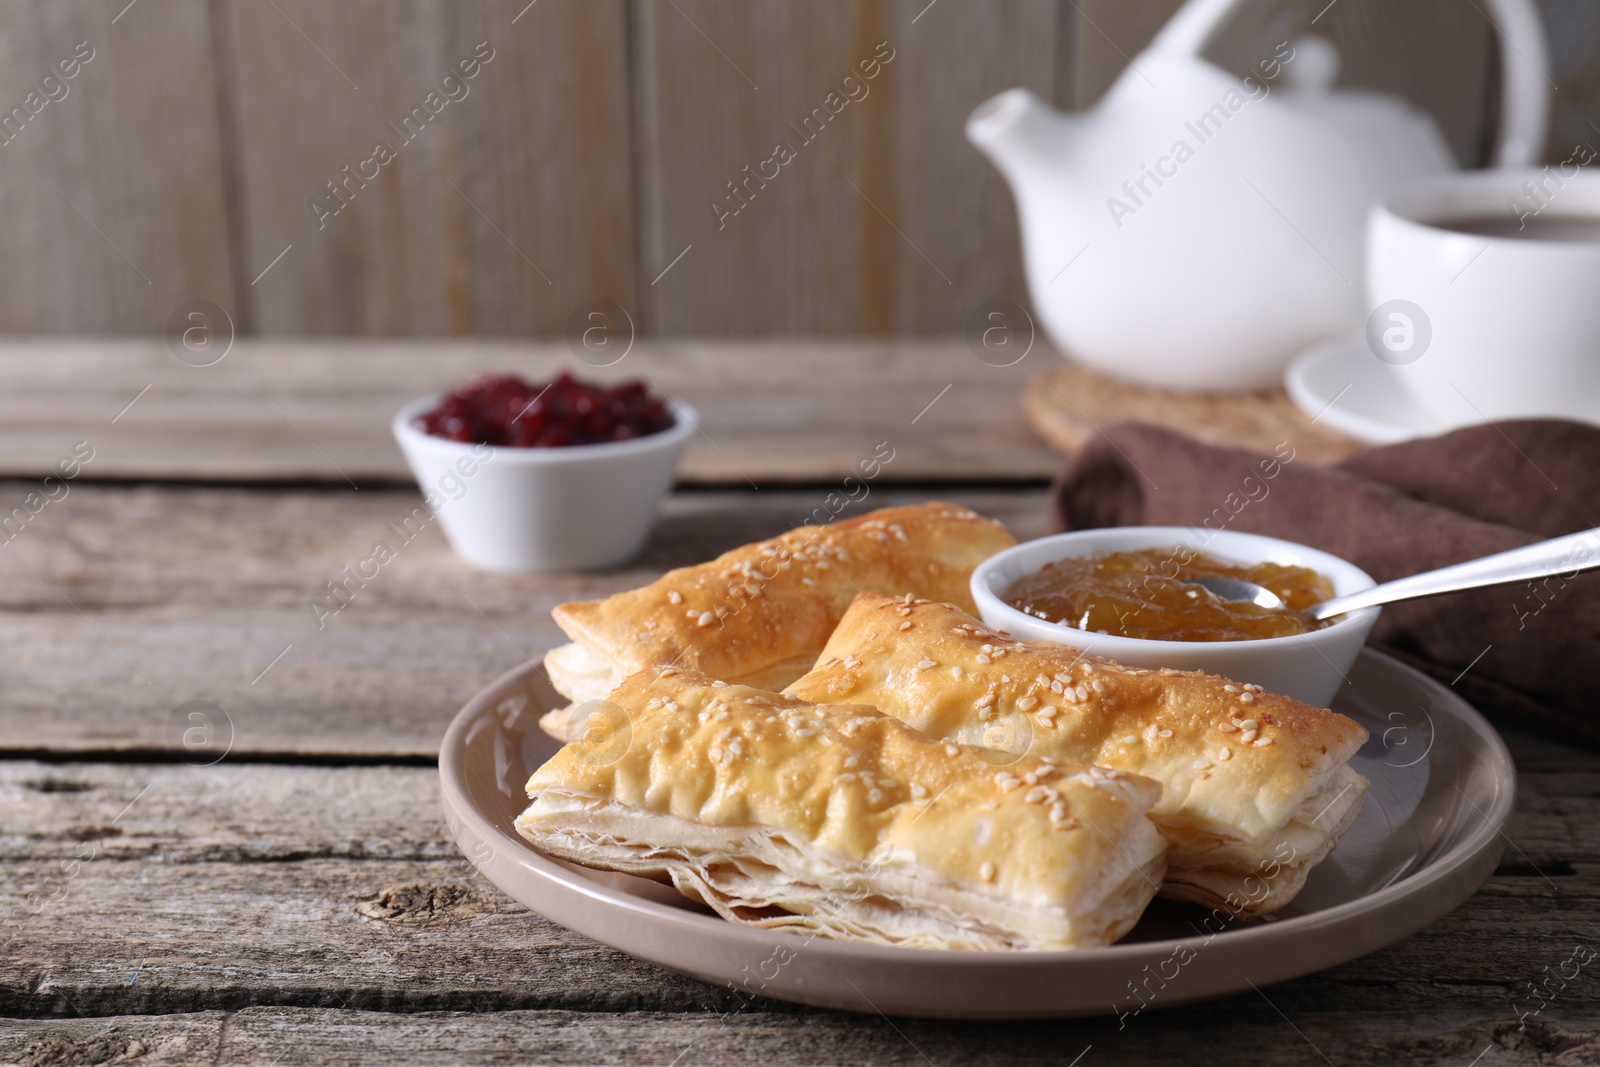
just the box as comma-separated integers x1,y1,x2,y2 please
1023,362,1364,466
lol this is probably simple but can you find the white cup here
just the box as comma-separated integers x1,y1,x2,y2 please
1366,168,1600,428
392,396,696,574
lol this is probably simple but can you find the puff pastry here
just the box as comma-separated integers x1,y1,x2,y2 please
785,593,1370,917
517,667,1167,950
543,502,1015,706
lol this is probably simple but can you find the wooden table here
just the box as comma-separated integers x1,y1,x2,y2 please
3,342,1597,1066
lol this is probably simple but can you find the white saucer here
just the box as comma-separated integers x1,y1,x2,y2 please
1284,333,1449,445
1288,333,1600,444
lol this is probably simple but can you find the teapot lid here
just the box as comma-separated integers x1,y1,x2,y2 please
1146,0,1548,166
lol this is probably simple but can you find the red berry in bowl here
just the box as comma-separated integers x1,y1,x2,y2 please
415,372,675,447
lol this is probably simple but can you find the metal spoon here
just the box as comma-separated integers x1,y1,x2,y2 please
1187,527,1600,621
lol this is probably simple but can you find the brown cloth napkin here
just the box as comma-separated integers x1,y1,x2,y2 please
1050,420,1600,749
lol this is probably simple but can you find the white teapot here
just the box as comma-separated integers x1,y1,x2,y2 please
968,0,1549,389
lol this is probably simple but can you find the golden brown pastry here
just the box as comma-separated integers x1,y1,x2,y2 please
517,666,1167,950
542,502,1015,706
785,593,1370,917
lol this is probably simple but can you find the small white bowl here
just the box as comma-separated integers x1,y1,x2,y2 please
392,395,696,574
970,527,1381,707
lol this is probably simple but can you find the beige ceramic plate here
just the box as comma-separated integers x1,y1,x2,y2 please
439,648,1513,1019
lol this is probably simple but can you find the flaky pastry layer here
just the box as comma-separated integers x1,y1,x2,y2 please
785,593,1371,917
542,502,1015,703
518,667,1168,950
1159,764,1365,915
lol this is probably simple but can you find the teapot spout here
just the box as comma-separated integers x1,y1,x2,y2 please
966,88,1073,192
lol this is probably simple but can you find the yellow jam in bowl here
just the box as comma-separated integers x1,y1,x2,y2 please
1002,547,1334,642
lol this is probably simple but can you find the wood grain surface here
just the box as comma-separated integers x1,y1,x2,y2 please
631,0,1056,336
0,339,1060,484
216,0,636,336
2,729,1597,1062
2,409,1598,1060
0,486,1052,758
4,1005,1599,1066
0,1,1593,337
0,0,235,335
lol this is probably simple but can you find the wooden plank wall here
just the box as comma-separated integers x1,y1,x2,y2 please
0,0,235,333
631,0,1058,335
218,0,636,336
0,0,1590,338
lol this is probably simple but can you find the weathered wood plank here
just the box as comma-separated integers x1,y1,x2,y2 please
1,851,1596,1022
0,339,1059,484
0,766,731,1017
1,857,732,1017
1067,0,1496,169
5,1,1596,344
632,0,1057,335
0,0,236,334
0,487,1051,757
1,763,456,864
215,0,635,335
5,737,1596,862
3,1006,1598,1067
2,750,1596,1022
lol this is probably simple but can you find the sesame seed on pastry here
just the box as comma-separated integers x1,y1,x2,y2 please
785,593,1369,918
518,667,1167,950
542,502,1015,706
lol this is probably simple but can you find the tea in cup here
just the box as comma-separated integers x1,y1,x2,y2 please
1366,168,1600,427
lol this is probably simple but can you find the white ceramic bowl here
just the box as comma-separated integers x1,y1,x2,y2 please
391,395,696,574
970,528,1381,707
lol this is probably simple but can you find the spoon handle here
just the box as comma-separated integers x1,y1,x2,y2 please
1311,527,1600,620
